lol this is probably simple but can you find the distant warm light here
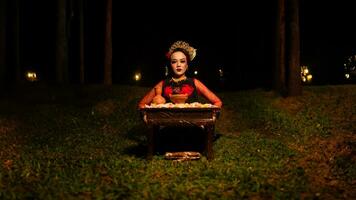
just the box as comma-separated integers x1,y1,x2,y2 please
134,72,141,81
344,54,356,80
306,74,312,82
301,66,312,83
219,69,224,77
25,71,38,82
194,70,198,75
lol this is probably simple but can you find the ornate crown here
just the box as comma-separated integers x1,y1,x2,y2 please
167,41,197,61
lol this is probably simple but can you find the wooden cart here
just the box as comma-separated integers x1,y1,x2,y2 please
140,107,221,160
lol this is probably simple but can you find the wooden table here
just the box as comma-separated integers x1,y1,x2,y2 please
140,107,221,160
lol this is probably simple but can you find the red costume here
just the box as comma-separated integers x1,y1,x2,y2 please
138,78,222,108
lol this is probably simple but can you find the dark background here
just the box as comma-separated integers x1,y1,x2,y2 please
12,0,356,90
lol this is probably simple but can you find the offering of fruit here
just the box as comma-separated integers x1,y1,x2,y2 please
169,93,188,104
145,102,217,108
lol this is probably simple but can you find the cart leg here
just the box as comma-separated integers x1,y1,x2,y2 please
205,125,214,161
147,125,159,160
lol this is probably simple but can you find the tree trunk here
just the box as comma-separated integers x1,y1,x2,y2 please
103,0,112,85
56,0,69,84
14,0,21,83
0,0,7,83
275,0,301,97
287,0,302,96
275,0,287,95
79,0,85,84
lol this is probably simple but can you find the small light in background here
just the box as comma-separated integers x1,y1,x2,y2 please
134,72,141,81
25,71,38,82
301,66,312,83
218,68,224,77
194,70,198,75
306,74,312,82
344,54,356,80
302,76,307,82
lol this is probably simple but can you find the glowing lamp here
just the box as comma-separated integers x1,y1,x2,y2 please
219,69,224,77
344,54,356,80
134,72,141,81
300,65,312,83
306,74,312,82
25,71,38,82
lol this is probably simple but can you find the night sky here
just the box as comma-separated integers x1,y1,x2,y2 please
15,0,356,89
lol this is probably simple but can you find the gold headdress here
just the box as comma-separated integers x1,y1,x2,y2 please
167,41,197,61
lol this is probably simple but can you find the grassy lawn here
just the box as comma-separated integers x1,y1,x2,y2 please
0,84,355,199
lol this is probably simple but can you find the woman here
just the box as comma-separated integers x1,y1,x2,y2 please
138,41,222,108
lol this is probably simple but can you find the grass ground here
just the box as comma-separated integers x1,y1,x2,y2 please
0,84,355,199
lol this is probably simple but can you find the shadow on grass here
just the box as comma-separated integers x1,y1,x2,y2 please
123,124,222,158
